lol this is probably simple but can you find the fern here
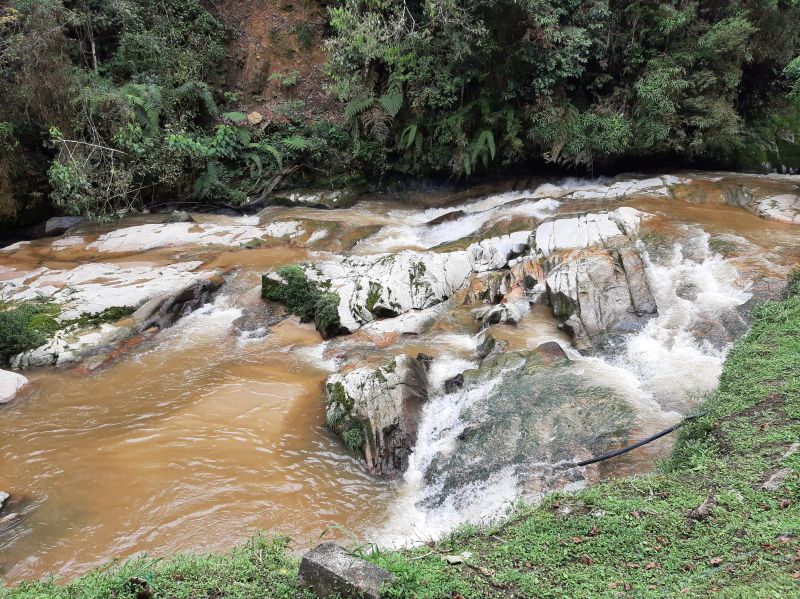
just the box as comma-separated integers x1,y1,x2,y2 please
344,96,375,122
361,107,391,142
282,135,312,152
252,142,283,170
469,129,496,170
175,80,219,117
194,161,222,199
121,83,162,135
222,111,247,123
379,83,403,117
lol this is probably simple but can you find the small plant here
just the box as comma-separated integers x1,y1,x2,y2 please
341,425,365,453
292,23,314,49
268,70,301,88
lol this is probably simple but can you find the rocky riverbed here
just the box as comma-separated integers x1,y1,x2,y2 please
0,171,799,582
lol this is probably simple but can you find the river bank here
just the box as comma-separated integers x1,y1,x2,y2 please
2,271,797,598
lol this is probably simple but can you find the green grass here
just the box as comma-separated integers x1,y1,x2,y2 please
2,279,799,598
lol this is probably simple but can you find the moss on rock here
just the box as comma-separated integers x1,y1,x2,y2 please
262,265,341,338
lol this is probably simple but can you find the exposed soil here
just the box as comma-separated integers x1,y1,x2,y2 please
210,0,340,124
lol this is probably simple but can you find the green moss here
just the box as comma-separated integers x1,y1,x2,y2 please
262,266,341,337
314,292,341,338
365,281,382,313
326,381,353,413
67,306,136,328
0,301,60,363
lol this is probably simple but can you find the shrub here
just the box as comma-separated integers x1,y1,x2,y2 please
262,266,341,337
0,302,60,363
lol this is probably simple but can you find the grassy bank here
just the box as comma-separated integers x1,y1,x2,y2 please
2,275,799,598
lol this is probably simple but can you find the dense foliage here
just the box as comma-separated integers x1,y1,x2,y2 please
0,0,353,223
1,0,800,223
326,0,800,175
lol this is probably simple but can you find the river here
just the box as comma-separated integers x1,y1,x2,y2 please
1,172,798,584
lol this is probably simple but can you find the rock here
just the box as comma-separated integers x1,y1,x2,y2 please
87,221,302,253
420,350,635,509
4,264,224,368
0,491,8,510
754,194,800,224
475,299,529,328
247,111,263,125
533,341,569,365
546,248,657,350
44,216,88,236
467,231,530,272
416,353,434,370
325,354,428,475
264,233,534,335
464,271,510,305
0,369,28,403
263,189,361,210
163,210,193,223
444,373,464,394
475,330,498,359
533,208,644,257
361,302,450,336
761,468,792,492
297,542,394,599
131,275,224,333
426,210,466,225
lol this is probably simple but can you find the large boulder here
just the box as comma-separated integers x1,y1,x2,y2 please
4,264,224,368
0,369,28,403
324,354,428,475
545,248,657,349
263,233,530,335
44,216,88,236
419,346,635,509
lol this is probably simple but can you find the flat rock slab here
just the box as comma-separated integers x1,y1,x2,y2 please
297,542,393,599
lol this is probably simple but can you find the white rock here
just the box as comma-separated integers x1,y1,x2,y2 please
0,491,8,508
533,208,645,257
755,194,800,224
87,220,302,252
0,369,28,403
361,301,451,336
285,233,531,333
1,262,208,321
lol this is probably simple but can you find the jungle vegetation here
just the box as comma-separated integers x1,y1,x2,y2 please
1,0,800,224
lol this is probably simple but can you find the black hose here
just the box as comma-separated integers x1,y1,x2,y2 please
575,412,706,467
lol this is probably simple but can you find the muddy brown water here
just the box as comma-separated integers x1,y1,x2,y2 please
1,174,799,584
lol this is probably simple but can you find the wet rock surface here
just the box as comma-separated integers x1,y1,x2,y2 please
324,354,429,475
0,370,28,403
420,347,635,509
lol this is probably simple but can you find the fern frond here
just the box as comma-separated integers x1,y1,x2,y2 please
344,96,375,122
379,83,403,118
282,135,312,152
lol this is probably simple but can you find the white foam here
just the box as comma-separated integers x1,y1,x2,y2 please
611,232,751,407
355,196,559,254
